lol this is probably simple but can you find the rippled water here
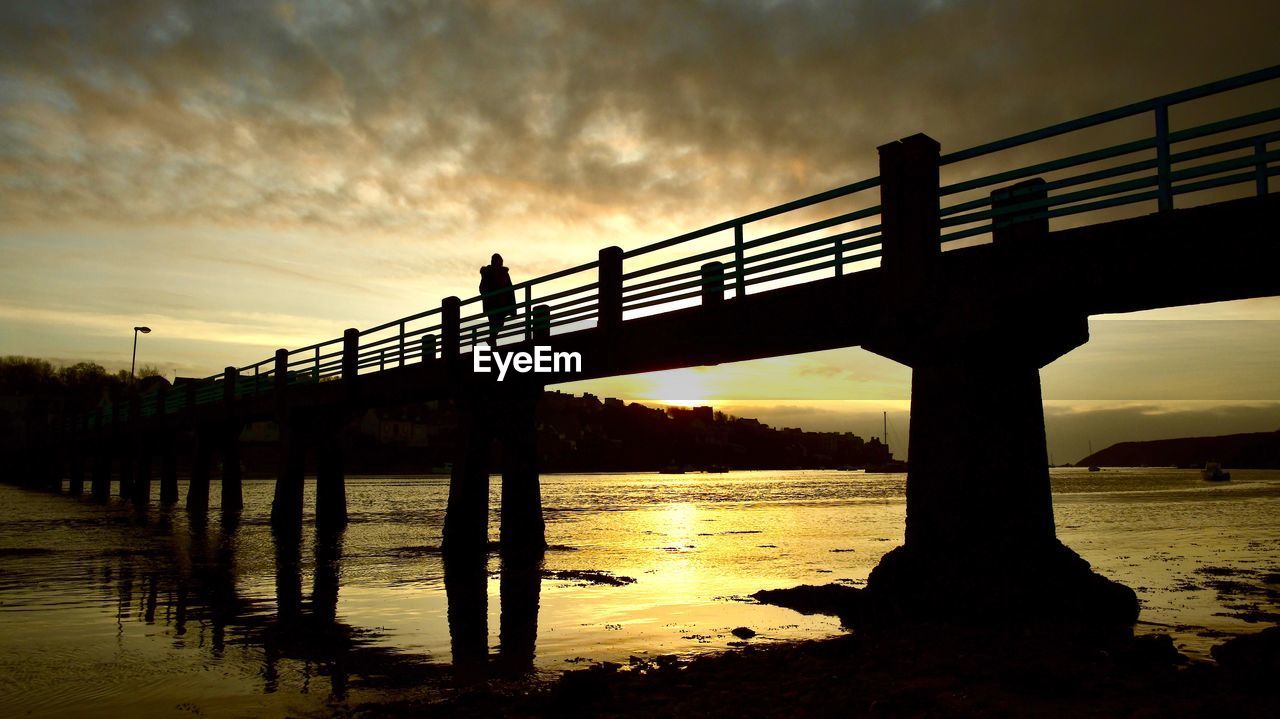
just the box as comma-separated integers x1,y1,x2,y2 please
1,469,1278,717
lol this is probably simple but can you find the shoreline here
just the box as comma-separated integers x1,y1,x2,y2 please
336,619,1280,718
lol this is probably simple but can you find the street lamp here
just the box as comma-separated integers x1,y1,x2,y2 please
131,326,152,383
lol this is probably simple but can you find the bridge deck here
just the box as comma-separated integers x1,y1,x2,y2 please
193,192,1277,424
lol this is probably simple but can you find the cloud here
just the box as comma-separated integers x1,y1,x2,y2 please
3,0,1278,238
2,0,1278,405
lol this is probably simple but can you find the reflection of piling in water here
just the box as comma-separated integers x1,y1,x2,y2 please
312,526,347,698
116,563,134,624
144,574,158,624
208,519,239,657
312,527,343,625
497,555,542,676
444,554,489,680
273,525,304,623
186,430,211,514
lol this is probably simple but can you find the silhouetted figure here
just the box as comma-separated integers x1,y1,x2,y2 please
479,253,515,345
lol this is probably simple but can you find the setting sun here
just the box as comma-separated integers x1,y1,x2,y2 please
633,368,719,407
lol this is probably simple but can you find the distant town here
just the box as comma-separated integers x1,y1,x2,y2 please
0,358,894,475
233,390,895,474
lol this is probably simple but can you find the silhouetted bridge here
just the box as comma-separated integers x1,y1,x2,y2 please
17,66,1280,613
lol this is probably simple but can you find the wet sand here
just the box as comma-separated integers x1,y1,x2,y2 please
335,623,1280,718
2,469,1279,716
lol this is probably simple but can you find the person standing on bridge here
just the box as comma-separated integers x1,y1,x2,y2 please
480,253,516,345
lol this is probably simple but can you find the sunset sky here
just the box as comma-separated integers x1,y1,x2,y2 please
2,0,1278,462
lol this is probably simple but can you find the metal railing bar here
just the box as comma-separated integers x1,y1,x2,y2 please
941,64,1280,165
941,137,1158,197
623,265,707,295
623,275,709,307
1172,167,1278,197
361,306,443,335
623,177,882,260
623,288,708,314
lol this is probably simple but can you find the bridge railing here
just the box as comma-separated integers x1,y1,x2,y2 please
937,64,1280,249
457,259,600,353
620,177,884,320
78,65,1280,432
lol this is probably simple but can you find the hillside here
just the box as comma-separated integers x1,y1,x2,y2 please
1077,430,1280,469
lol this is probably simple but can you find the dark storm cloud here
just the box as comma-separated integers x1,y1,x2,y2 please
2,0,1277,235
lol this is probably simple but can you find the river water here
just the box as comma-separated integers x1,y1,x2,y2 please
1,469,1278,717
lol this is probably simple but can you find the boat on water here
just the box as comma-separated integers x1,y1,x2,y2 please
864,460,909,473
1088,466,1101,472
864,411,907,473
1200,462,1232,482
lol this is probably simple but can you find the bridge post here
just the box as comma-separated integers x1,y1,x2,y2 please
342,329,359,382
157,387,178,505
132,444,151,507
187,429,212,513
500,383,546,556
127,394,148,505
271,419,306,530
117,449,133,500
272,349,305,531
111,398,129,499
443,390,492,557
878,133,940,276
421,334,438,363
532,305,551,339
310,340,354,529
220,366,243,514
442,297,461,363
599,246,624,329
91,451,110,501
1255,139,1271,196
68,451,84,495
992,178,1048,248
701,261,725,307
315,426,348,530
159,441,178,505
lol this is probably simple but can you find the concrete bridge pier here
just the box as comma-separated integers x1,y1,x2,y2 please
271,414,351,531
860,136,1137,624
159,439,179,505
132,447,152,506
499,386,545,556
442,379,546,558
315,426,348,530
863,313,1138,624
187,429,212,514
90,452,111,501
270,419,306,531
268,348,350,531
220,423,244,514
442,392,493,557
68,454,85,495
117,452,134,500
